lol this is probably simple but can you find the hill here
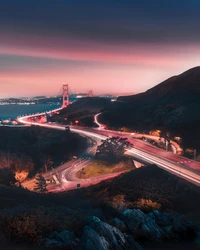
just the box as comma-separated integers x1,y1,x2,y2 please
118,66,200,104
0,165,199,249
100,67,200,150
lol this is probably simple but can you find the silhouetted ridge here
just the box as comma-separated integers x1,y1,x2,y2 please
100,66,200,149
118,66,200,103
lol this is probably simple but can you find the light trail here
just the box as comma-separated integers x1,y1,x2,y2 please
18,111,200,187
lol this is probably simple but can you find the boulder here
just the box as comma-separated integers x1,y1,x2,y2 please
171,216,197,239
195,232,200,247
78,226,109,250
123,209,146,234
149,210,173,238
78,216,142,250
112,218,127,232
42,229,79,249
139,215,164,240
123,209,165,240
151,210,172,227
89,216,126,249
123,209,198,242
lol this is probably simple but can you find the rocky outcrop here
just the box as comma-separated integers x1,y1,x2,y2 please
195,232,200,247
123,209,197,241
171,215,197,239
78,226,109,250
112,218,127,232
78,216,142,250
123,209,164,240
42,210,198,249
41,229,79,249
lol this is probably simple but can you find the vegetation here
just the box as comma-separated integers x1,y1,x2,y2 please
76,159,135,179
96,137,133,162
0,126,87,180
99,67,200,154
0,168,16,186
33,175,47,193
0,164,199,248
84,165,200,218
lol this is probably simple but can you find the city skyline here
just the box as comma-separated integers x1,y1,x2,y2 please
1,1,200,97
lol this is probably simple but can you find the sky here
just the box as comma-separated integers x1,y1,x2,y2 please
1,0,200,98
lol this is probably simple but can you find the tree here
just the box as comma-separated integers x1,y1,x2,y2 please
0,167,16,186
42,156,53,172
33,175,47,193
0,152,13,168
96,137,133,162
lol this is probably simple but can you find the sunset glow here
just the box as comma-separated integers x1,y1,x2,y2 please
1,1,200,97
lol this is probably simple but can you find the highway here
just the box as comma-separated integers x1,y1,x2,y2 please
18,113,200,188
20,120,123,192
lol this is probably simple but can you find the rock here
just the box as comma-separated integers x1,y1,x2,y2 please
123,209,198,242
89,216,126,249
42,229,79,249
78,226,109,250
112,218,127,232
43,239,66,249
171,216,197,239
123,209,165,240
123,209,146,234
162,225,173,238
195,232,200,247
148,210,173,238
151,210,172,227
78,216,142,250
139,215,164,240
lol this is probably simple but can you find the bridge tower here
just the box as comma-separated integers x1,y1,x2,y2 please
89,90,93,97
62,84,69,108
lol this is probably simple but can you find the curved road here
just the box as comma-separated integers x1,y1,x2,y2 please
18,112,200,188
20,121,124,192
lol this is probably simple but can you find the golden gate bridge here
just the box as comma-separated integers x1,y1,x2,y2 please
23,84,93,123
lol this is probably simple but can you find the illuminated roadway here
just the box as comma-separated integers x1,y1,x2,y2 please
18,113,200,188
20,118,124,192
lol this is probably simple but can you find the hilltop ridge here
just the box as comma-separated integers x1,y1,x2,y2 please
118,66,200,104
100,66,200,150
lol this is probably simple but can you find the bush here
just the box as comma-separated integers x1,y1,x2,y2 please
0,168,16,186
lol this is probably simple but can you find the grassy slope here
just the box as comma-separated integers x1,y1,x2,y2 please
76,159,135,179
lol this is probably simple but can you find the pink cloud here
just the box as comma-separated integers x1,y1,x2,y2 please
1,32,200,97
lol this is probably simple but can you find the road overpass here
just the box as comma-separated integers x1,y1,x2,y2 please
18,113,200,187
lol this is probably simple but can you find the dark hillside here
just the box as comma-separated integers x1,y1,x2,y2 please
84,165,200,217
100,67,200,150
50,97,111,126
0,126,87,177
118,66,200,104
0,165,199,249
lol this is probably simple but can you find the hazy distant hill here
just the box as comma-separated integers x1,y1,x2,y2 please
100,67,200,149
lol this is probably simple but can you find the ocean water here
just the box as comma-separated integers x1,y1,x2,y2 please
0,104,61,120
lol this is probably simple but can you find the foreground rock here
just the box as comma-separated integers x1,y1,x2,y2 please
78,216,142,250
41,210,198,249
41,229,79,249
123,209,197,241
112,218,127,232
